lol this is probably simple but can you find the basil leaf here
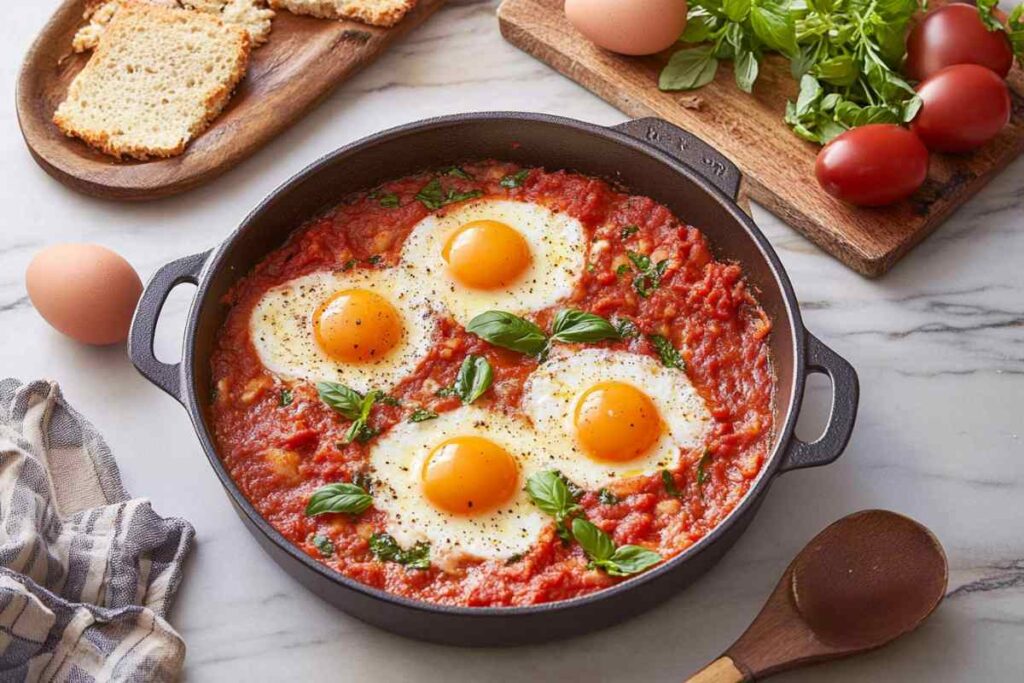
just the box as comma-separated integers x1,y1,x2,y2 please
409,408,438,423
525,470,579,519
614,318,639,339
467,311,548,356
795,75,823,118
627,251,651,272
453,354,493,404
317,382,364,420
615,263,630,277
598,488,620,505
443,165,473,179
976,0,1003,31
378,192,400,208
620,224,639,240
601,545,662,576
661,469,683,498
811,55,859,87
447,188,483,204
697,450,712,486
311,533,334,558
649,334,685,370
681,8,718,43
306,482,373,516
571,518,616,562
367,254,384,266
660,46,719,91
369,533,431,569
734,50,759,94
902,95,923,124
415,178,447,210
750,4,796,56
341,258,356,272
279,389,293,407
550,310,621,344
555,470,586,502
722,0,750,22
500,169,530,188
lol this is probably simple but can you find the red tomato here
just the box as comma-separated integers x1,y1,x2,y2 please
905,3,1013,81
912,64,1011,153
815,125,929,207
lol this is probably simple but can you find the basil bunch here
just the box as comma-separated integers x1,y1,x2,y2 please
660,0,926,144
317,382,387,444
524,470,662,577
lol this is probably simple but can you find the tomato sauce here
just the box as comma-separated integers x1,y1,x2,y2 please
209,161,774,607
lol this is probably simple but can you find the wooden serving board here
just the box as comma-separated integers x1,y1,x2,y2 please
498,0,1024,277
16,0,446,201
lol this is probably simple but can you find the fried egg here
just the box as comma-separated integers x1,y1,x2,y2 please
399,199,587,326
522,348,713,488
249,267,435,393
369,406,548,562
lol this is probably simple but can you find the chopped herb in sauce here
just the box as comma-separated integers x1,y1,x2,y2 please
279,389,293,407
598,488,620,505
620,224,639,240
649,334,685,370
369,533,430,569
311,533,334,558
499,169,530,189
409,408,438,423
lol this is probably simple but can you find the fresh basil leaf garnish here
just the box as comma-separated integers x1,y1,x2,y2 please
415,178,483,210
660,46,718,91
311,533,334,558
525,470,579,519
572,518,661,577
598,488,620,505
499,169,530,189
467,311,548,356
279,389,293,407
306,482,373,516
554,469,585,502
377,193,400,208
550,310,621,345
661,469,683,499
627,251,670,298
409,408,438,423
317,382,364,420
453,354,493,404
649,334,685,370
613,318,639,339
369,533,430,569
443,165,473,179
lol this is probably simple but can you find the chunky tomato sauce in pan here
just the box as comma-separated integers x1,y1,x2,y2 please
210,161,774,607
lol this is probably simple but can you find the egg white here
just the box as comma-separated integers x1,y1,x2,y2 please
522,347,713,489
398,199,587,327
368,406,548,562
249,267,435,393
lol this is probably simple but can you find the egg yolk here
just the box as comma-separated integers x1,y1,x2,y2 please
421,436,519,515
574,381,663,462
442,220,532,290
313,289,402,363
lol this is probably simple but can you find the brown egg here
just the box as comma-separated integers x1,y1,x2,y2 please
26,244,143,346
565,0,688,56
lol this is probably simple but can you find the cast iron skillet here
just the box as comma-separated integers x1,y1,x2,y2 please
128,113,859,646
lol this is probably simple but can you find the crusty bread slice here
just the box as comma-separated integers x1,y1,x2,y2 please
73,0,273,52
267,0,416,28
54,3,251,160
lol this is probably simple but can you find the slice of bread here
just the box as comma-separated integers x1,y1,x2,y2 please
267,0,417,28
55,3,251,160
73,0,273,52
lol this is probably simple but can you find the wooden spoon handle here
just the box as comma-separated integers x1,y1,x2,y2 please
685,656,749,683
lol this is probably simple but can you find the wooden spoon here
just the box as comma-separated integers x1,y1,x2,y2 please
686,510,948,682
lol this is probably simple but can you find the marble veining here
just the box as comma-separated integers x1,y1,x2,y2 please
1,1,1022,680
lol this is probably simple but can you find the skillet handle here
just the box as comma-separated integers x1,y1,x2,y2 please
128,250,210,404
611,118,742,200
778,332,859,473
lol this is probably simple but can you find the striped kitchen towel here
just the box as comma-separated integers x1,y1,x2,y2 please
0,379,194,682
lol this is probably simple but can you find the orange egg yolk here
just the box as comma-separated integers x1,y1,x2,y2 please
313,289,402,363
421,436,519,515
442,220,532,290
573,381,663,462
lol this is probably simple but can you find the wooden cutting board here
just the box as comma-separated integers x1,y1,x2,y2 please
498,0,1024,277
17,0,446,201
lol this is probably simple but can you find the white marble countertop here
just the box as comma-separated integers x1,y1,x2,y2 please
3,1,1022,680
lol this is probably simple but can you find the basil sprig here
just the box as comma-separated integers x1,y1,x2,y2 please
306,482,373,516
525,470,661,576
572,518,662,577
524,470,582,543
416,178,482,211
627,251,669,298
649,334,685,370
369,533,431,569
316,382,381,443
467,309,622,358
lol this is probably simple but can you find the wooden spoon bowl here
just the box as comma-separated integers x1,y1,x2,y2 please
688,510,948,681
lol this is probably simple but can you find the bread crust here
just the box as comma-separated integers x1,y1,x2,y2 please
267,0,417,28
